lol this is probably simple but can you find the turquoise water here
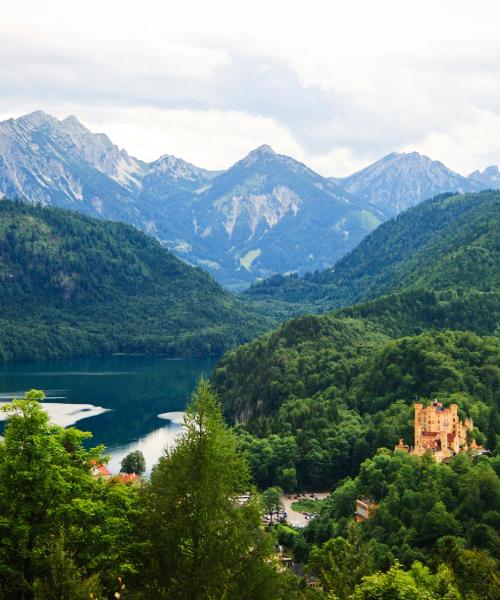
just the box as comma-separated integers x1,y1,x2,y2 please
0,355,214,473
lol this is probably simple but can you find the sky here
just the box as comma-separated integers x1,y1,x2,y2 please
2,0,500,176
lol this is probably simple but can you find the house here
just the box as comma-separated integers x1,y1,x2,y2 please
116,472,139,484
90,460,111,478
354,497,377,522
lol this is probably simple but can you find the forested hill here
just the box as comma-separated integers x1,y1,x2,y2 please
0,200,270,361
245,190,500,310
213,288,499,490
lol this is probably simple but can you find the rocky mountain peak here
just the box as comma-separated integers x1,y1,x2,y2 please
468,165,500,189
240,144,277,167
336,150,481,217
149,154,213,181
15,110,57,128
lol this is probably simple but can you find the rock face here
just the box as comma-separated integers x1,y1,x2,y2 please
468,165,500,189
0,111,145,223
0,113,383,288
334,151,482,216
179,145,383,287
1,112,491,288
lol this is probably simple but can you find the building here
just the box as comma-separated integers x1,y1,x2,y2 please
90,459,111,478
396,400,479,463
354,497,377,522
116,472,139,484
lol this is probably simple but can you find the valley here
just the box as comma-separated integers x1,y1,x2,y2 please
2,3,500,597
0,119,498,600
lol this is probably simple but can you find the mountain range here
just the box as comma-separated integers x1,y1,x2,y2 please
0,111,497,288
332,151,482,216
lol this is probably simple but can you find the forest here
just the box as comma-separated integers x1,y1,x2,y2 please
0,200,271,362
215,313,499,489
0,189,498,598
244,190,500,313
0,385,498,599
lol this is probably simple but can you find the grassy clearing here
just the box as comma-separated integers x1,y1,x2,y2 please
291,498,326,513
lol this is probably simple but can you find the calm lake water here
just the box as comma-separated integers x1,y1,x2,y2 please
0,355,214,474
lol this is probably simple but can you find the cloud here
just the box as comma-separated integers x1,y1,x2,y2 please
403,109,500,175
83,107,304,168
2,0,500,175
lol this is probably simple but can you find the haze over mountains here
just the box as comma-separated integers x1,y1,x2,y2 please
0,111,497,288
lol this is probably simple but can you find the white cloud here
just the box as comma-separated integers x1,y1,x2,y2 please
403,109,500,175
2,0,500,175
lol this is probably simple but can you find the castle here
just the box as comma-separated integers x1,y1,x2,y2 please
395,400,478,463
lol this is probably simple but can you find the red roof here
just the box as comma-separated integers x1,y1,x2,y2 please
97,465,111,476
90,459,111,477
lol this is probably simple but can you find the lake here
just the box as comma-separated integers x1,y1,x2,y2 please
0,355,214,474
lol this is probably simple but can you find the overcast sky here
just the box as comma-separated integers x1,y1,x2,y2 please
2,0,500,175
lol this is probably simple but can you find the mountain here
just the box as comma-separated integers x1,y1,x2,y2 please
333,151,482,216
212,193,500,490
0,111,146,221
0,200,271,362
181,145,384,287
3,112,495,289
468,165,500,189
245,190,500,311
0,112,384,288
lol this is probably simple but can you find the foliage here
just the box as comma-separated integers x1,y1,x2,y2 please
120,450,146,475
305,451,500,568
215,300,499,488
351,561,462,600
32,531,102,600
291,498,326,514
140,378,280,599
262,487,283,522
0,390,140,599
244,190,500,312
308,523,375,598
0,199,273,362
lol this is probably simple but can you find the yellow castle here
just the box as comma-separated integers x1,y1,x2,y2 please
395,400,476,463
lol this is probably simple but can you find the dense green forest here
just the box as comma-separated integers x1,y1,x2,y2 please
297,450,500,599
1,387,498,599
244,190,499,313
214,192,499,489
1,190,498,598
205,189,500,598
214,294,499,488
0,200,271,361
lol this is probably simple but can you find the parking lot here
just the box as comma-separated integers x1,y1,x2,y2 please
281,492,330,528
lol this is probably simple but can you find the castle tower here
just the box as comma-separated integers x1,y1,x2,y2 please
414,403,423,449
397,400,476,463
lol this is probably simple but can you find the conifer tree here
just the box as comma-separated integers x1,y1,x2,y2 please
143,377,279,599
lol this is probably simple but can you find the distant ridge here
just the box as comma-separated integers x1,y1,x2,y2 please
468,165,500,189
333,151,482,216
245,190,500,311
0,112,382,287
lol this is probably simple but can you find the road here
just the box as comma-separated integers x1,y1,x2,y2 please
281,492,330,528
